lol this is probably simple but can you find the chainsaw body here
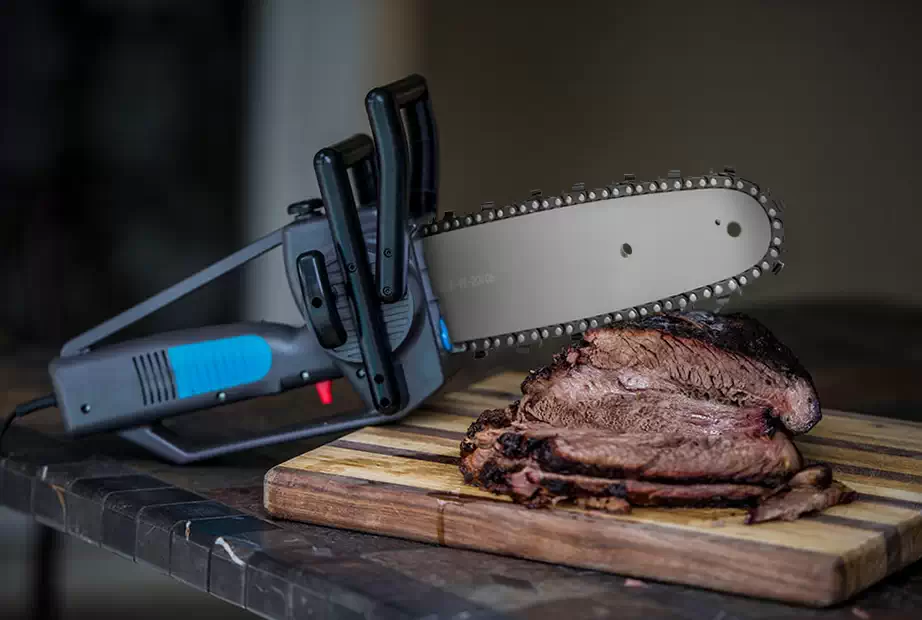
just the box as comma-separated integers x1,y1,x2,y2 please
44,74,788,463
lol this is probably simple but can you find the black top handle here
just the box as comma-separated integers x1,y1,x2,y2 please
313,133,402,414
365,74,439,304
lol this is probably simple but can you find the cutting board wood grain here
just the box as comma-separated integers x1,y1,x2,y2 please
264,372,922,607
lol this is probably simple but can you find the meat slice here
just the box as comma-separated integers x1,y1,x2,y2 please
498,467,773,509
461,415,803,486
460,312,855,524
746,464,857,523
517,311,822,436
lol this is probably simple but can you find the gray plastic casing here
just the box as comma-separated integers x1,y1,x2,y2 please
48,207,448,462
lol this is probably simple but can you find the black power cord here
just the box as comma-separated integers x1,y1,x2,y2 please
0,393,57,453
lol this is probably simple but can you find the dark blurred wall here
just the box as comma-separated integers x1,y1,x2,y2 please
0,0,248,353
422,0,921,308
2,0,920,357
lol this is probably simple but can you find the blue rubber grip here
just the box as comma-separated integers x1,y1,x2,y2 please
167,335,273,399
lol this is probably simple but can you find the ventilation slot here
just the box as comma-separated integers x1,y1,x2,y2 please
132,350,177,407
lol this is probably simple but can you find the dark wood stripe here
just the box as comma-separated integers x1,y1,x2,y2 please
857,493,922,511
397,424,467,441
798,435,922,460
329,440,462,466
810,514,902,575
817,461,922,486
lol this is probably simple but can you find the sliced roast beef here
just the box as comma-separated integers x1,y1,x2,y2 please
460,312,855,524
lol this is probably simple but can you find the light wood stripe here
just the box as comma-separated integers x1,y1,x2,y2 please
810,413,922,452
440,391,514,409
284,446,499,500
330,440,459,466
403,410,476,433
798,435,922,460
822,500,920,524
338,426,462,457
289,445,883,556
835,473,922,502
417,403,481,418
467,373,523,393
799,444,922,481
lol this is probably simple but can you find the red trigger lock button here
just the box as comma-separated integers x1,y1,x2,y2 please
315,380,333,405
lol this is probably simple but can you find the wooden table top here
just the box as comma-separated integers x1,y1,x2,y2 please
2,302,922,619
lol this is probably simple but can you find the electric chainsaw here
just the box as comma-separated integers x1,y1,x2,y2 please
7,74,786,463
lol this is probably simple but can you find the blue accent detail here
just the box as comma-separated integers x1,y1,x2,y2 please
438,318,452,352
167,335,272,399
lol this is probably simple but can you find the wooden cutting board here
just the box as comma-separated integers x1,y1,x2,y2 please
264,371,922,607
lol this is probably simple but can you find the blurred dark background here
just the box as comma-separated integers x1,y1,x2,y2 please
1,1,920,618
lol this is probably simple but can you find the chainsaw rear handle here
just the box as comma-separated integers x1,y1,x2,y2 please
366,73,439,303
49,321,340,436
314,134,404,414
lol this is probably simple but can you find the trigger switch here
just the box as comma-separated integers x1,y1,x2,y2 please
297,251,347,349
